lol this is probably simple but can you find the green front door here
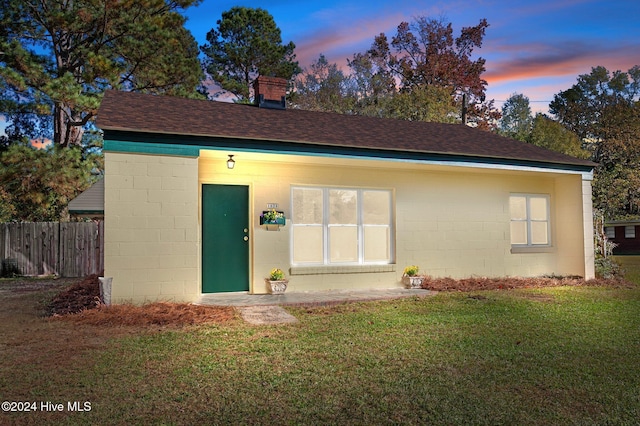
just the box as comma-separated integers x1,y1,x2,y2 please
202,184,250,293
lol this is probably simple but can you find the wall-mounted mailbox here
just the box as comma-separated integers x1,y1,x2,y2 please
260,210,286,226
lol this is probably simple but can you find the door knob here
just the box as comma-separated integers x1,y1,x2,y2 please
243,236,249,241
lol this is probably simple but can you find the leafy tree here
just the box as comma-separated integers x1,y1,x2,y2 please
346,41,397,113
499,93,533,141
529,114,590,159
591,101,640,218
550,65,640,219
348,16,499,128
0,0,203,147
384,17,489,96
292,54,354,113
550,65,640,143
380,85,458,123
0,141,102,221
201,7,301,102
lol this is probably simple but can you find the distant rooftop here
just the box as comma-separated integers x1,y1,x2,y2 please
68,178,104,217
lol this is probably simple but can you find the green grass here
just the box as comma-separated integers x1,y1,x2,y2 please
614,255,640,283
4,281,639,425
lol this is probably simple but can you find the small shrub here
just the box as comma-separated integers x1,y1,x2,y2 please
595,256,622,279
1,259,20,278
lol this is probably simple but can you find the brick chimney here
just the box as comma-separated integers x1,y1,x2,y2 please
253,76,287,109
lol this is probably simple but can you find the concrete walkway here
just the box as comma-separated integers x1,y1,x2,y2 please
196,288,435,308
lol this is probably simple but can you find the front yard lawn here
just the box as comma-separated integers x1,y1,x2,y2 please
1,276,639,425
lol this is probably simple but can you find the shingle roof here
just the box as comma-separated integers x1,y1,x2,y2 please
97,90,595,169
68,178,104,215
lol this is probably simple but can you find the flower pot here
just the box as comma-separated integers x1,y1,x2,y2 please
402,275,424,289
266,279,288,294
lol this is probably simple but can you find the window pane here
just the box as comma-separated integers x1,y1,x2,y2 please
605,226,615,239
293,188,323,224
329,189,357,224
530,197,548,221
329,226,358,262
531,222,549,245
510,196,527,220
293,226,323,263
510,221,527,245
363,191,390,224
364,226,390,262
625,226,636,238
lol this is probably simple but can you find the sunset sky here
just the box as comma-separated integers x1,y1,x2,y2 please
1,0,638,137
185,0,640,113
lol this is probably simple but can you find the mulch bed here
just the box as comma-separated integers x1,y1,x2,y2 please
47,274,102,316
46,274,631,327
421,276,633,291
48,274,235,326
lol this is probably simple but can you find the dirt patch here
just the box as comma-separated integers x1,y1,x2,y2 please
421,276,633,292
0,276,76,295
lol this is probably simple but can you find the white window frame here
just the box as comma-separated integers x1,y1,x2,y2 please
625,226,636,239
605,226,616,239
291,186,394,266
510,193,551,248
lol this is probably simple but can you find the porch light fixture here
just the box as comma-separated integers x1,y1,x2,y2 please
227,154,235,169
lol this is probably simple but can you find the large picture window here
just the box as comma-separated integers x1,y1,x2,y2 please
510,194,550,247
292,187,392,265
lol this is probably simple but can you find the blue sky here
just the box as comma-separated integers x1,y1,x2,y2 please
184,0,640,113
1,0,638,136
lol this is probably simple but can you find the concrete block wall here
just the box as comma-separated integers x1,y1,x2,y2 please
199,153,591,293
104,152,199,304
103,148,591,303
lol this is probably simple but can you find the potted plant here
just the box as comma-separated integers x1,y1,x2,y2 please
402,265,425,289
265,268,288,294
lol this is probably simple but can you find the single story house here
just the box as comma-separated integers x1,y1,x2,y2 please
605,220,640,254
97,76,596,304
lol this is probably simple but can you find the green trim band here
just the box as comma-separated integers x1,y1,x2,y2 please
104,140,199,157
103,130,593,174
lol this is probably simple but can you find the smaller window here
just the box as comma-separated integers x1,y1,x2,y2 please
509,194,550,247
605,227,615,239
625,226,636,239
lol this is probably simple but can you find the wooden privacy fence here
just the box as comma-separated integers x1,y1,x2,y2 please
0,222,104,277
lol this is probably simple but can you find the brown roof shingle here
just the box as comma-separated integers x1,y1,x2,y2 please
97,90,595,169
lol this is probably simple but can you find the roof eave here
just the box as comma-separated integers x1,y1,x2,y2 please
101,127,595,173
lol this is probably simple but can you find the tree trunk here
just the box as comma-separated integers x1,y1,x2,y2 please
53,102,84,147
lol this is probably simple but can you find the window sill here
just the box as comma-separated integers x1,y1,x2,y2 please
290,264,396,275
510,246,555,254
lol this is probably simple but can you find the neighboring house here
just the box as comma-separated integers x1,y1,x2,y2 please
68,178,105,219
96,76,596,304
605,221,640,254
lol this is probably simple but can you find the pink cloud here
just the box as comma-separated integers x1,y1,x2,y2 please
293,12,407,69
484,40,640,86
